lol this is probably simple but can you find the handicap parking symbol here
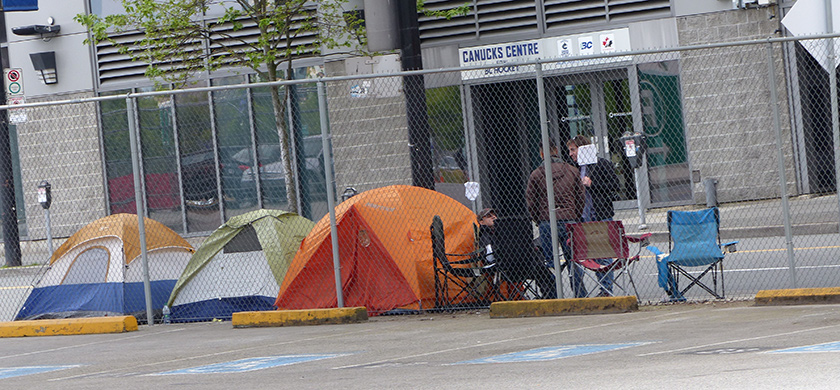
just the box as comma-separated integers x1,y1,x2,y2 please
0,365,79,379
154,354,346,375
454,343,651,365
769,341,840,354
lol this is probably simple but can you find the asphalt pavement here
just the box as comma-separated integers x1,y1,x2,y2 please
2,301,840,389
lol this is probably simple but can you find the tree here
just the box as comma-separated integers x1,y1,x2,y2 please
76,0,366,214
76,0,468,213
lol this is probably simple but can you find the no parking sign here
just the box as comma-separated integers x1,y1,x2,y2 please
4,68,24,97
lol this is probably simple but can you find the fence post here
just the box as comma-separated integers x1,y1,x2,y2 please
317,80,343,308
827,0,840,241
766,42,798,288
536,61,565,298
126,95,154,323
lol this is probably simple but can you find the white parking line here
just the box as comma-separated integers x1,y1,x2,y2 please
47,326,380,381
635,323,840,357
0,328,188,361
332,311,690,370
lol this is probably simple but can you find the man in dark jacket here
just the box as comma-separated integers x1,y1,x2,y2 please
526,138,585,298
568,135,620,296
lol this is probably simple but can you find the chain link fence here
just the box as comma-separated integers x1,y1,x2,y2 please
2,35,840,322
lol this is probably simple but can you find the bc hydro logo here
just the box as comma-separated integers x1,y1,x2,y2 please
579,36,594,55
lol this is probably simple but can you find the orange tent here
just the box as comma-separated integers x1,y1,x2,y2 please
275,185,477,315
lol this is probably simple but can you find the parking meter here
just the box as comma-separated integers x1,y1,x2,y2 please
620,132,647,169
341,187,358,202
38,180,55,256
37,180,52,209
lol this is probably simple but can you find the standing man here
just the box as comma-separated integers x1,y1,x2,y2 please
526,138,585,298
568,135,620,296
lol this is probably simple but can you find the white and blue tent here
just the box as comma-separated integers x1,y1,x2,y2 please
166,209,314,322
16,214,193,321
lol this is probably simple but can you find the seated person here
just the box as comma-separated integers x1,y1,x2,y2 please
476,208,497,264
480,208,557,300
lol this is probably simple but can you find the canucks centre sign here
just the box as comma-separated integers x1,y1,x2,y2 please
458,28,631,81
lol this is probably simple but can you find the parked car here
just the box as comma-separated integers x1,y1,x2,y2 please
181,150,219,209
237,136,328,204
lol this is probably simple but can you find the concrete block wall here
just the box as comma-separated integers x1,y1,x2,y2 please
15,91,106,241
676,7,796,205
324,61,413,194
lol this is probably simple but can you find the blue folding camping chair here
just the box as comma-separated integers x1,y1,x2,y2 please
646,207,738,301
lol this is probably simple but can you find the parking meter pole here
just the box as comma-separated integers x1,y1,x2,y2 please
318,80,343,308
634,165,647,230
622,132,648,230
126,97,155,324
44,209,52,255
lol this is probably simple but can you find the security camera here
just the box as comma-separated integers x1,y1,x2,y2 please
12,25,61,36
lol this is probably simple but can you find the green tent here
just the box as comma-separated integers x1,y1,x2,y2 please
167,209,314,322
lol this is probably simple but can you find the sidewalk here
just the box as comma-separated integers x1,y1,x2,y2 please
5,193,840,267
616,193,840,240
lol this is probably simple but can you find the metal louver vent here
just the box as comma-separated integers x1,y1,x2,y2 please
95,31,155,86
419,0,538,46
607,0,671,23
544,0,671,31
419,0,672,47
96,12,319,87
544,0,606,27
475,0,538,38
419,0,479,45
208,15,318,69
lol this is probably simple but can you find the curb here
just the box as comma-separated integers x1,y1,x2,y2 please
0,316,138,338
489,296,638,318
232,307,369,327
755,288,840,306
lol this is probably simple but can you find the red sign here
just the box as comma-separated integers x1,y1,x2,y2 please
6,69,20,82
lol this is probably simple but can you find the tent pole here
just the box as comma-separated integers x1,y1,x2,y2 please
318,80,343,308
127,96,154,323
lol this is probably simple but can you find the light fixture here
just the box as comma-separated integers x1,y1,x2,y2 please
12,16,60,42
29,52,58,85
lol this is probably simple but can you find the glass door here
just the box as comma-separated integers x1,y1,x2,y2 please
556,82,595,166
552,71,637,208
602,77,639,207
547,65,692,210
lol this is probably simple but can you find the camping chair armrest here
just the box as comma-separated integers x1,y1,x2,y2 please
720,240,739,253
445,249,485,265
626,232,652,246
646,245,664,259
447,258,477,265
445,250,482,257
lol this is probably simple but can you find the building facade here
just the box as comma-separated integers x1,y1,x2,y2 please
1,0,828,243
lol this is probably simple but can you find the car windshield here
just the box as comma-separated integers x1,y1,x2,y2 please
303,137,322,158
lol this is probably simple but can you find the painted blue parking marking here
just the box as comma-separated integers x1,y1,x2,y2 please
0,365,79,379
154,354,346,375
769,341,840,354
454,343,651,365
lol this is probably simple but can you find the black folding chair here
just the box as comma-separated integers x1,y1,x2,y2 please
431,215,498,309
